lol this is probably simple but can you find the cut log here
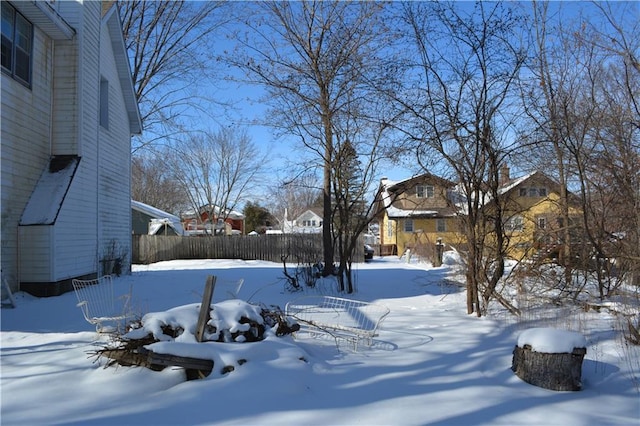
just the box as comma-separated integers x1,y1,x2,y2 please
512,344,586,391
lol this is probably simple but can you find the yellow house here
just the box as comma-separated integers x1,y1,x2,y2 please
373,168,581,263
372,173,465,258
492,169,582,261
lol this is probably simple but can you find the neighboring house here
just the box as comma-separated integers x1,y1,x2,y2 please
373,166,581,262
1,1,141,296
132,200,185,236
291,208,323,233
373,173,464,256
182,205,245,236
278,207,323,234
491,167,582,261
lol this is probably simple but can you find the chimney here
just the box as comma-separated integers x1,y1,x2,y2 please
500,164,510,186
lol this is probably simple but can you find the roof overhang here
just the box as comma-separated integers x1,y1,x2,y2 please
14,1,76,40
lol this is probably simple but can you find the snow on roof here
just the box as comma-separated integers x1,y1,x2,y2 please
386,206,441,219
20,156,80,225
183,205,245,220
498,171,537,196
517,327,587,353
131,200,185,236
379,177,457,219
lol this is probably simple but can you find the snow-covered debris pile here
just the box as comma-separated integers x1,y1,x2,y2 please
95,300,299,379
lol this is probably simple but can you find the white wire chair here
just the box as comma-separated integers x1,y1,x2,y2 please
72,275,132,333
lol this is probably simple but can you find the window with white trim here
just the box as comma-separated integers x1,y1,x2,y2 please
416,185,434,198
519,187,548,197
404,219,414,233
1,2,33,87
537,217,546,229
437,218,446,232
505,215,524,232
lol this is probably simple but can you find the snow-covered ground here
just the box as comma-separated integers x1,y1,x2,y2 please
1,255,638,425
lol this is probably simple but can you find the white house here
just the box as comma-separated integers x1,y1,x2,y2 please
281,208,323,234
1,1,141,296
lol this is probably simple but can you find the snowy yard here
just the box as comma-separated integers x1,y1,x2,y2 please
1,255,638,425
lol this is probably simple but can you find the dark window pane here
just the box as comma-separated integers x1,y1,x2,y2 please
14,47,29,82
1,35,11,69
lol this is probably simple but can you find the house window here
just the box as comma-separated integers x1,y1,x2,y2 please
505,215,524,232
100,77,109,129
404,219,414,233
387,221,393,238
416,185,434,198
537,217,546,229
520,187,548,197
1,2,33,87
437,218,446,232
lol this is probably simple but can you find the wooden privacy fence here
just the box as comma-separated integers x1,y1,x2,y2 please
133,234,365,265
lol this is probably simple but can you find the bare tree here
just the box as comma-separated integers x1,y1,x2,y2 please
395,1,526,316
118,0,229,153
266,171,323,231
519,1,592,290
131,154,189,215
583,2,640,290
168,127,266,235
230,1,391,276
523,1,639,298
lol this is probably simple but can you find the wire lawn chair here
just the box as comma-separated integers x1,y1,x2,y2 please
213,278,244,302
72,275,132,333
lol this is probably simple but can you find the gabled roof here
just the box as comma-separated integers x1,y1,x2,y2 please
131,200,184,235
375,173,459,219
295,207,323,220
498,171,557,196
103,4,142,135
386,173,456,193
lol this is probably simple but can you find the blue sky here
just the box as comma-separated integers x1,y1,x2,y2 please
144,1,639,201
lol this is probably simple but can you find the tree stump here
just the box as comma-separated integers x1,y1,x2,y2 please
511,328,587,391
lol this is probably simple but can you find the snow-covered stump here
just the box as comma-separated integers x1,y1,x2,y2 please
512,328,587,391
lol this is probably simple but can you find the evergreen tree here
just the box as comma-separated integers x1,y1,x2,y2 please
243,202,275,234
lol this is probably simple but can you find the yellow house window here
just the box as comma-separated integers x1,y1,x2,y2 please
519,187,548,197
404,219,414,232
505,216,524,232
537,217,546,229
437,218,446,232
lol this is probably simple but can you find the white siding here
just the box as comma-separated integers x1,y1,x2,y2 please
51,1,101,280
96,16,132,271
4,1,136,292
1,26,54,288
50,39,79,154
18,226,54,282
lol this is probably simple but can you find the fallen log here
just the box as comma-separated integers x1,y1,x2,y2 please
99,347,213,379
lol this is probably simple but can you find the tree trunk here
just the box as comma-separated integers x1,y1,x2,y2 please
321,100,334,277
